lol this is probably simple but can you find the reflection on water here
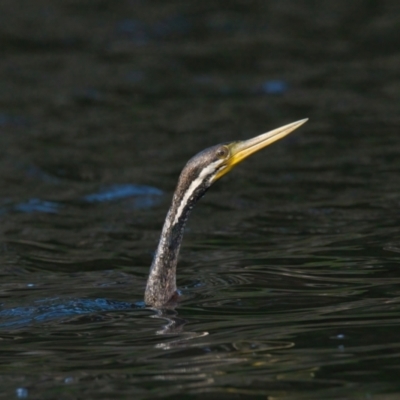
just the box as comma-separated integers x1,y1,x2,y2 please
0,0,399,398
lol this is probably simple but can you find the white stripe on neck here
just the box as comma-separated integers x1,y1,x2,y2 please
172,160,220,226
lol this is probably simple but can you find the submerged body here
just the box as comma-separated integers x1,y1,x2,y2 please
145,119,308,307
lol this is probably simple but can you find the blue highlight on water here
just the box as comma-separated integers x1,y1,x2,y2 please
1,184,163,216
13,199,61,214
259,80,288,95
0,298,144,329
15,388,28,399
83,184,162,203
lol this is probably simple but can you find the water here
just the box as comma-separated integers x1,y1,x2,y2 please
1,1,399,398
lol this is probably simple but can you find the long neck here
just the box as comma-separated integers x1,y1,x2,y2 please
144,156,219,307
144,186,205,307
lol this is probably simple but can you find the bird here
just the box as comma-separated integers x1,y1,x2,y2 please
145,119,308,307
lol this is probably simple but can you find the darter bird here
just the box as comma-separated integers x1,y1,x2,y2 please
145,119,308,307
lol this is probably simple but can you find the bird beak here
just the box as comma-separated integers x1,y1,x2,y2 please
215,118,308,180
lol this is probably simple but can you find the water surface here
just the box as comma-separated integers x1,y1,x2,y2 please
0,1,399,398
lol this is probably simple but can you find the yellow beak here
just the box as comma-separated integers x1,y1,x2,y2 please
215,118,308,180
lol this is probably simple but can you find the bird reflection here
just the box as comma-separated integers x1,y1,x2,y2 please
151,309,209,349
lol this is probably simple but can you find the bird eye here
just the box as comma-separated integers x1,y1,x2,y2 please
216,146,229,159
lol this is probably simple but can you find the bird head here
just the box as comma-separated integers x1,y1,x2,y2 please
178,119,308,193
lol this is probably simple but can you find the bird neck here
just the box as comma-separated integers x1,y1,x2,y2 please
144,190,198,307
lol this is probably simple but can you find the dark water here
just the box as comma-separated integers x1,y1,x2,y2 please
1,1,400,398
